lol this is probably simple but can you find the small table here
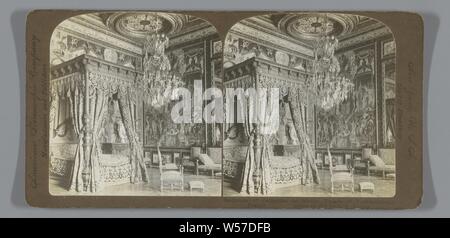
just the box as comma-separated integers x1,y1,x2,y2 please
189,181,205,193
359,182,375,193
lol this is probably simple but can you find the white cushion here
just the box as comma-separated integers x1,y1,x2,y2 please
198,153,215,166
369,154,385,167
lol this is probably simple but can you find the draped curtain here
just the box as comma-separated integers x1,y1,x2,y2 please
240,87,275,195
239,94,255,195
67,81,85,192
88,87,109,191
50,85,71,138
386,98,396,139
49,89,59,137
117,87,149,183
287,87,320,185
66,75,109,192
256,89,276,195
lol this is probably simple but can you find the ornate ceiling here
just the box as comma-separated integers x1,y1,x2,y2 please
104,12,186,42
230,13,390,57
278,14,357,40
61,12,217,50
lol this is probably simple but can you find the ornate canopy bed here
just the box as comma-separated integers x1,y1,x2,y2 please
50,54,148,192
223,57,320,195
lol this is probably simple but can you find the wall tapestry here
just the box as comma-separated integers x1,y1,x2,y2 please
315,48,376,149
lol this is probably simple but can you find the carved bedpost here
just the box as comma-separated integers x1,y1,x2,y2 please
81,60,93,192
253,124,262,193
252,63,262,193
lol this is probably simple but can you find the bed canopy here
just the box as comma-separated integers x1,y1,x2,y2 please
223,57,320,195
50,54,148,192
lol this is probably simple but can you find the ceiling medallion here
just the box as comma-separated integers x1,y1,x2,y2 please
278,13,356,41
294,16,335,36
106,12,186,42
122,14,163,33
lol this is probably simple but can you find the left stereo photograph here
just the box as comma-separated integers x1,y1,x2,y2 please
47,12,223,196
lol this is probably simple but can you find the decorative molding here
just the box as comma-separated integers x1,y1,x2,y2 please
224,57,311,89
230,23,314,57
58,19,142,54
51,28,142,70
69,14,141,47
242,18,313,50
169,26,218,47
338,26,392,50
51,55,142,79
232,14,392,58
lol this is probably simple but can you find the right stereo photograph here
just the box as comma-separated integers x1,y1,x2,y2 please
222,13,396,197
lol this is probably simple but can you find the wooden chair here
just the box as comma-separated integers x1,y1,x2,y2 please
328,148,354,193
158,148,184,192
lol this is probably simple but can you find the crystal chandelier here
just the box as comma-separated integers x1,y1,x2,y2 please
142,14,184,108
308,15,354,111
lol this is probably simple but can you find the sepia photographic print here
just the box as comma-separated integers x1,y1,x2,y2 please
26,10,422,208
48,12,223,196
222,13,396,197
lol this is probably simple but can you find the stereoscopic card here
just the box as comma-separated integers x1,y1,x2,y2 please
26,11,423,208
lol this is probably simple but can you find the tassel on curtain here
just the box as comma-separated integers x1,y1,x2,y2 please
117,86,149,183
287,87,320,185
